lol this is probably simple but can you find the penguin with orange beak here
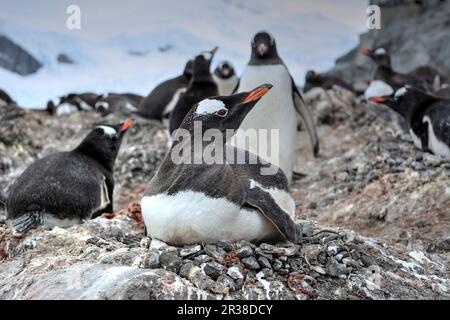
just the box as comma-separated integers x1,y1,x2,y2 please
6,120,133,233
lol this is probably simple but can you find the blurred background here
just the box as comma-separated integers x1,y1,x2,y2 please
0,0,367,108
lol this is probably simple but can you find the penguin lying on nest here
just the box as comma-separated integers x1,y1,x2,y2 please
303,70,354,93
368,86,450,158
141,84,301,246
94,93,143,116
47,93,103,116
6,119,133,233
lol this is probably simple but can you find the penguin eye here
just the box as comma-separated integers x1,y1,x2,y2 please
215,109,228,117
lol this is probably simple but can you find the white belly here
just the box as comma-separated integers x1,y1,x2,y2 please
141,188,295,246
230,65,297,182
213,75,239,96
163,87,186,116
423,116,450,158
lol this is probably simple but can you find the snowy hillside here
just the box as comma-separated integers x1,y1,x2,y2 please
0,0,366,109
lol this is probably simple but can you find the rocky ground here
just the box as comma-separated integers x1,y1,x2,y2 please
0,88,449,299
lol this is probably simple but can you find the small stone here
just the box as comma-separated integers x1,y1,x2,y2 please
301,222,315,237
148,250,160,268
257,256,272,269
326,258,350,277
217,240,235,252
437,238,450,252
179,260,195,278
242,256,260,270
227,266,244,280
159,251,182,273
193,254,214,266
180,245,202,257
205,244,227,262
360,254,377,267
236,246,253,258
140,237,151,249
187,266,215,291
149,239,169,251
310,265,326,275
236,240,256,249
272,259,283,271
203,261,225,280
255,248,273,260
215,274,236,293
327,245,340,256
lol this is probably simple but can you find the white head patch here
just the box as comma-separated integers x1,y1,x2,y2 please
195,99,225,116
201,52,212,60
95,101,109,110
97,125,117,136
365,80,394,99
394,86,408,100
375,48,386,55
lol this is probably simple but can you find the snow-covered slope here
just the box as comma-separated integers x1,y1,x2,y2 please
0,0,366,109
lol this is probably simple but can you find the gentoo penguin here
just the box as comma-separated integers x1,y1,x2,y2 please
303,70,354,93
47,93,102,116
213,61,239,95
6,119,133,233
230,31,319,183
95,93,143,116
141,84,301,245
169,47,219,135
0,89,15,106
138,60,194,122
369,86,450,158
361,47,435,92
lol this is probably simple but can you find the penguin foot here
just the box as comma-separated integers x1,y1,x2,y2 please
8,212,43,234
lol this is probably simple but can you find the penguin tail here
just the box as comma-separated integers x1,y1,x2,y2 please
8,212,43,234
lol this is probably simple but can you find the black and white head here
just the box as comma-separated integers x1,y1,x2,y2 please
183,59,194,77
214,61,235,79
367,86,436,118
251,31,278,60
75,119,133,169
361,47,391,67
194,47,218,73
179,84,273,138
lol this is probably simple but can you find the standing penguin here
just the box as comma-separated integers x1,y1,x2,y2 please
231,31,319,183
168,47,219,135
368,86,450,158
6,119,133,233
138,60,193,122
141,85,301,245
213,61,239,96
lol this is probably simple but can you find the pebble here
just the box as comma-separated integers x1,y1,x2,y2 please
257,256,272,269
326,258,350,277
147,250,160,268
187,266,215,291
179,260,195,278
179,244,202,257
159,251,182,273
203,261,225,280
227,266,244,280
301,222,315,237
242,256,260,270
272,259,283,271
236,246,253,258
214,274,236,294
205,244,227,262
217,240,235,252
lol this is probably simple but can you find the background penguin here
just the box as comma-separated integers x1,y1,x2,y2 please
0,89,15,106
141,84,301,245
95,93,143,116
303,70,354,93
138,60,193,122
168,47,219,135
368,86,450,158
361,47,442,93
6,119,133,233
213,61,239,95
47,92,102,116
230,31,319,184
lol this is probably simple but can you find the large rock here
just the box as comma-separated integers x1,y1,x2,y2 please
326,0,450,90
0,35,42,75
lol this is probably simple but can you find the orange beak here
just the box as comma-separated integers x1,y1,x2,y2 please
120,119,134,132
242,84,273,104
369,97,386,103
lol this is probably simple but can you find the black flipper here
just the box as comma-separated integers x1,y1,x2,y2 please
244,186,301,243
8,212,43,233
291,76,320,157
231,78,240,94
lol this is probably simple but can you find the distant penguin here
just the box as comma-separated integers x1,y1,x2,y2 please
368,86,450,158
141,85,301,245
0,89,14,106
361,47,435,92
48,93,102,116
303,70,354,93
213,61,239,95
95,93,143,116
6,119,133,233
230,31,319,183
138,60,194,122
169,47,219,135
